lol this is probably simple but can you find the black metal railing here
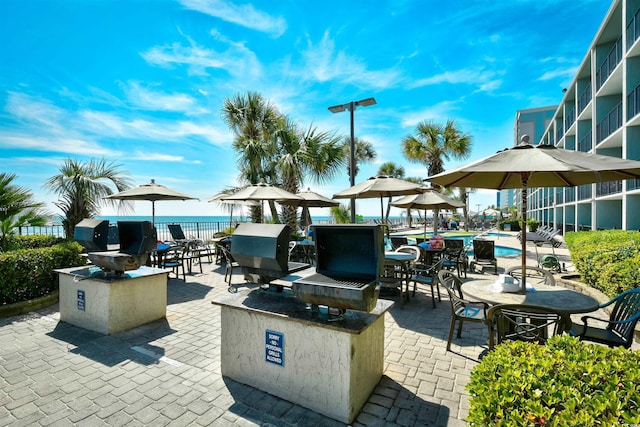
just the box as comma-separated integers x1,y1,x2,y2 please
556,126,564,142
596,180,623,196
626,8,640,50
578,130,593,152
596,102,623,143
578,184,592,200
627,83,640,120
578,84,592,115
565,107,575,131
596,36,623,90
565,187,576,203
628,178,640,190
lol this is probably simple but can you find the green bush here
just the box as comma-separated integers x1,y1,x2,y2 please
0,241,85,305
2,234,65,251
565,230,640,297
467,335,640,426
526,218,540,232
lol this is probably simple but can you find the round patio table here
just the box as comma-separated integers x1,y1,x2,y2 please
461,279,600,315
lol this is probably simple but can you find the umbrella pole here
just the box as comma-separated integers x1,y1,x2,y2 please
520,173,530,294
423,209,427,238
152,201,156,228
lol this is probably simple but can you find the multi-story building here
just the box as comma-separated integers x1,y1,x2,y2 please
528,0,640,232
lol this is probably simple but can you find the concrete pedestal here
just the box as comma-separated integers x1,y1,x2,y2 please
56,266,168,335
212,289,393,424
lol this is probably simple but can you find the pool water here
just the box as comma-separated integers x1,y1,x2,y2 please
393,233,522,257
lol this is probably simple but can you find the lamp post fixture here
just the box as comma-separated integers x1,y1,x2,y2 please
476,203,481,223
328,97,377,223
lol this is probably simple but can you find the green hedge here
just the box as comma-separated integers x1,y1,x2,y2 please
0,241,85,305
467,335,640,426
498,220,521,232
565,230,640,297
2,234,65,251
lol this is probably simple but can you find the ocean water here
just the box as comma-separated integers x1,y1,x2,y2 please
95,215,406,224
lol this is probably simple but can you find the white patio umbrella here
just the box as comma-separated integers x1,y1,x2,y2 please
427,141,640,293
333,175,423,223
104,179,198,226
277,189,339,228
221,182,303,223
207,192,258,225
390,189,465,237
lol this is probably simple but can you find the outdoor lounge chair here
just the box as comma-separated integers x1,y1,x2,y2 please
438,270,491,351
168,223,188,242
487,304,571,349
469,239,498,274
390,236,408,250
570,288,640,349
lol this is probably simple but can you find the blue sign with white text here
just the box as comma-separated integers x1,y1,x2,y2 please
265,330,284,366
77,290,85,311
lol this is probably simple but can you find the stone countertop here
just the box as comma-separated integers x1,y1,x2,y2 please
55,265,168,282
212,288,394,334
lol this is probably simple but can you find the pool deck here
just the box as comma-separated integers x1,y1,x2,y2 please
0,230,636,426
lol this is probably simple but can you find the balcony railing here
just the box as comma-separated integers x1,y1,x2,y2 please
578,184,592,200
556,190,563,204
596,180,623,196
565,107,575,131
556,127,564,142
565,187,576,203
596,102,623,143
627,83,640,120
578,130,593,152
628,178,640,190
578,84,592,115
626,8,640,50
596,36,623,90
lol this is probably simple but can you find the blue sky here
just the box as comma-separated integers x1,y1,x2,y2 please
1,0,611,219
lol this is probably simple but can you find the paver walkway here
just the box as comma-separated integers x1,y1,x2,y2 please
0,231,634,426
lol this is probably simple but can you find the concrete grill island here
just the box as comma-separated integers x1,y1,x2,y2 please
61,220,391,423
213,223,392,423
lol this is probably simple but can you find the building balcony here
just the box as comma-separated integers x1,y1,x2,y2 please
578,130,593,152
596,37,623,91
596,102,623,143
578,85,592,115
626,7,640,50
627,83,640,121
596,180,623,196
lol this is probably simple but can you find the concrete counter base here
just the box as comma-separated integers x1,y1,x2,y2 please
56,266,168,335
212,289,393,424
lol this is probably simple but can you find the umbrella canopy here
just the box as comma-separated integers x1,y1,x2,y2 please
104,179,197,226
482,208,500,218
333,175,423,222
277,189,340,229
390,189,465,236
277,189,339,208
221,182,303,223
207,192,258,225
427,142,640,292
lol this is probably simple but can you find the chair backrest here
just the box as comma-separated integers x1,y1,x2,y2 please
438,269,463,298
505,265,556,287
444,239,464,251
288,241,297,260
168,224,187,240
390,236,408,250
472,239,495,261
396,245,421,263
606,289,640,339
219,244,236,264
487,304,571,347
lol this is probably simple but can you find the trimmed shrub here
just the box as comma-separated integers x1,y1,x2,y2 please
526,218,540,232
467,335,640,426
565,230,640,297
2,234,65,251
498,220,521,232
0,241,85,305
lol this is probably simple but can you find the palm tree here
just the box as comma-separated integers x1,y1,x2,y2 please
273,116,345,230
341,137,376,179
221,91,280,222
330,204,351,224
402,119,472,233
377,162,405,224
44,158,132,239
0,173,50,251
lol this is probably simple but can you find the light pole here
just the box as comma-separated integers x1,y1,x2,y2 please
476,203,481,224
328,97,377,223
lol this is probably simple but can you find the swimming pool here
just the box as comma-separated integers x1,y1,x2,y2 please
398,233,522,257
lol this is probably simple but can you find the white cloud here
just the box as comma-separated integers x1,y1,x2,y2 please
124,82,197,112
409,68,499,91
179,0,286,37
400,101,461,128
537,66,579,81
298,31,401,89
